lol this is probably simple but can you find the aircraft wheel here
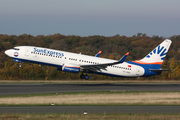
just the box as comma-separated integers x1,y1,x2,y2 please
80,74,85,79
85,75,89,80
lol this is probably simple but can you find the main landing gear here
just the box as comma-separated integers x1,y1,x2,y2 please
80,71,90,80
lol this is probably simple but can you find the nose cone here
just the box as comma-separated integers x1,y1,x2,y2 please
5,50,9,55
5,49,12,57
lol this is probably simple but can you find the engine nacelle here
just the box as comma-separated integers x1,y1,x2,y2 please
60,64,80,73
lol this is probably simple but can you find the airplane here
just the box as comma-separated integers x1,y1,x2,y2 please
5,39,172,80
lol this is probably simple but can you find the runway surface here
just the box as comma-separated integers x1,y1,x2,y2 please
1,106,180,114
0,83,179,114
0,83,179,95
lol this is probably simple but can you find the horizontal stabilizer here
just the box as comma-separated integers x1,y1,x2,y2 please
149,69,172,72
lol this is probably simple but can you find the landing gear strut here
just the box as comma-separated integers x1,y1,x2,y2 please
80,71,90,80
19,63,21,67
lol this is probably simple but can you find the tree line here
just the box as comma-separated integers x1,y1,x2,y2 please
0,33,180,80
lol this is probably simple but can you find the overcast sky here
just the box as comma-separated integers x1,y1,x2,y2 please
0,0,180,37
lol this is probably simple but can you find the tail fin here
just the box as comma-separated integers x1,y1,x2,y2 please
131,39,172,69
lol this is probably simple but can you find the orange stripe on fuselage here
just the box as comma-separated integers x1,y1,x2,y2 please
132,61,162,65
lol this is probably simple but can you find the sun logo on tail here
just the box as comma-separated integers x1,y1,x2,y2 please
146,45,167,60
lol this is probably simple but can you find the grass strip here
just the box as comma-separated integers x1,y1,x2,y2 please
0,113,180,120
0,91,180,98
0,91,180,106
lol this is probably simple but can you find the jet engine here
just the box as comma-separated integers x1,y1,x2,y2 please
57,64,80,73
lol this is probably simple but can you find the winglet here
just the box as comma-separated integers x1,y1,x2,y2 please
95,51,102,57
118,52,129,63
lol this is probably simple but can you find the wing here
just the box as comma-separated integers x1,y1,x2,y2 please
81,52,129,72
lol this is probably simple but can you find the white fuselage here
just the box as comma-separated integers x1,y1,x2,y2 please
5,46,145,77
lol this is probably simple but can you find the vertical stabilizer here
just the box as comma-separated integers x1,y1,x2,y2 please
131,39,172,69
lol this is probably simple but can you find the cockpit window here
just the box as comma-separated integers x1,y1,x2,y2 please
13,48,19,50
